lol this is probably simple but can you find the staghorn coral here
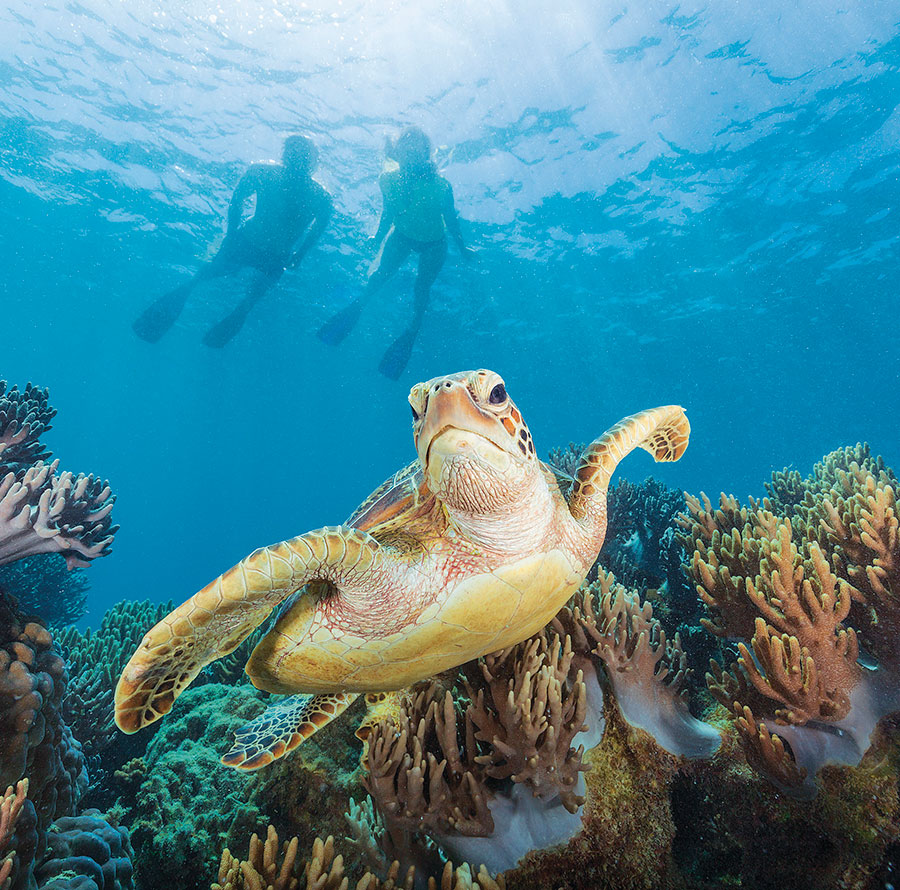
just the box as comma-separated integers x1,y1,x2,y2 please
211,825,505,890
34,809,134,890
680,445,900,796
1,781,27,890
0,380,118,570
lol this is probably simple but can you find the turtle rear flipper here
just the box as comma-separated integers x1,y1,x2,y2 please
114,526,390,734
222,692,359,770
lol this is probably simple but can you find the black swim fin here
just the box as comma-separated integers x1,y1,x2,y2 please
132,287,190,343
317,299,363,346
203,307,249,348
378,327,417,381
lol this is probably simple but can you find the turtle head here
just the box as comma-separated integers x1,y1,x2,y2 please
409,369,538,513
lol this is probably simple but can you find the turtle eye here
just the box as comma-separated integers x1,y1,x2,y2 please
410,404,419,421
489,383,507,405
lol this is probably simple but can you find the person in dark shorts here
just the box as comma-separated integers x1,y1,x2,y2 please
133,135,333,347
317,126,476,379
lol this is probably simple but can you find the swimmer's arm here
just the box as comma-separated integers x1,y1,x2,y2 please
226,166,265,233
370,203,394,251
442,184,476,259
288,190,333,267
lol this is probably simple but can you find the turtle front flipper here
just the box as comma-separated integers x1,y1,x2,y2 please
114,526,388,734
222,692,359,770
568,406,690,527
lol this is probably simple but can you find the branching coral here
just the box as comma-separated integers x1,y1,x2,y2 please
0,381,118,570
680,445,900,796
1,781,27,890
361,633,590,875
364,685,494,844
0,384,54,472
212,825,505,890
553,570,719,759
465,635,587,812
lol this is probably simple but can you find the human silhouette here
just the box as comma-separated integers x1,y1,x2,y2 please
133,135,333,347
317,127,475,379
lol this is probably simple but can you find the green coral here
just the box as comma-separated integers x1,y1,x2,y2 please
54,600,174,804
122,683,267,890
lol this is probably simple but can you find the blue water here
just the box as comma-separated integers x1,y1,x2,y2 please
1,1,899,622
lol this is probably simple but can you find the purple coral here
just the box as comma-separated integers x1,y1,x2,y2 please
0,382,117,570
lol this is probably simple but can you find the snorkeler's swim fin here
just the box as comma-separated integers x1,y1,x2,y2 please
317,299,363,346
202,306,249,348
132,287,190,343
221,692,359,770
378,326,418,380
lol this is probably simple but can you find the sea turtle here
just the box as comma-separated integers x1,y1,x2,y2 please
115,369,689,769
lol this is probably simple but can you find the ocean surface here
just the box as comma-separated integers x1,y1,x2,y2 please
1,0,899,623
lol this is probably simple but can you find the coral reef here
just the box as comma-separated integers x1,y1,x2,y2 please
546,443,709,675
34,810,134,890
0,381,118,570
553,570,719,760
678,445,900,796
0,555,89,629
0,595,86,890
212,825,505,890
119,683,269,890
359,633,590,875
1,781,27,890
55,601,174,802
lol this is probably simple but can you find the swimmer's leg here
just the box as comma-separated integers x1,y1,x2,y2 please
203,270,279,348
133,246,233,343
378,239,446,380
317,230,411,346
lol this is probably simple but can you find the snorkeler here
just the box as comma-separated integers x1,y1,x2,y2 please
317,126,476,379
133,135,333,347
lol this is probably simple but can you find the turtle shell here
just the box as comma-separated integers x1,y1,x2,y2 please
345,460,433,539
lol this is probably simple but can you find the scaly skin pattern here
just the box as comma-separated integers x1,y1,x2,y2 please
114,368,688,735
246,463,589,694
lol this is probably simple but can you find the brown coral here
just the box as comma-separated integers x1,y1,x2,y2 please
553,570,718,758
465,634,587,813
363,684,494,843
0,595,85,889
680,446,900,793
0,780,27,890
212,826,505,890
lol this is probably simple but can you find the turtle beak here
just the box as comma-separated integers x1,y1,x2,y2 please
416,382,513,472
